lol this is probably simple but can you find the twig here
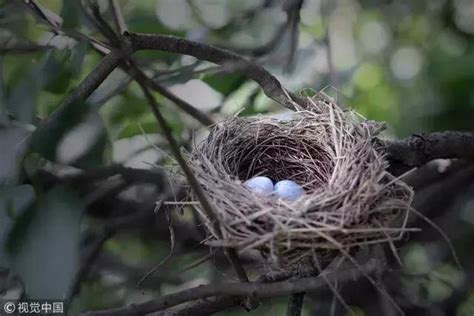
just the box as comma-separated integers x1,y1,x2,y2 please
220,21,289,57
0,42,53,54
82,261,377,316
321,0,337,87
66,229,113,305
24,0,111,53
136,81,250,283
37,165,166,187
109,0,127,34
81,1,215,126
128,65,215,126
283,0,304,72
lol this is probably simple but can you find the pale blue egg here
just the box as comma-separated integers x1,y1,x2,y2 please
274,180,304,201
243,176,274,195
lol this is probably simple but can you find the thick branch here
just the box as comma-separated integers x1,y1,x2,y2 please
34,46,128,137
126,32,309,110
386,131,474,168
83,261,377,316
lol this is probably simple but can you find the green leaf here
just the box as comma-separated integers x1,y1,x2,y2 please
202,73,246,96
6,64,43,123
0,56,7,125
0,184,35,267
31,104,109,168
31,100,89,161
457,292,474,316
61,0,83,30
43,43,88,94
0,126,30,185
402,243,432,275
7,187,82,299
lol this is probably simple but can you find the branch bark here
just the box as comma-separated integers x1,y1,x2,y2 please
385,131,474,173
82,261,377,316
126,32,309,110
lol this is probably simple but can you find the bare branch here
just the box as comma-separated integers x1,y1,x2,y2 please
109,0,127,34
66,229,112,303
283,0,304,71
136,81,250,284
386,131,474,172
126,32,309,110
0,42,53,54
128,64,215,126
37,165,166,187
82,260,378,316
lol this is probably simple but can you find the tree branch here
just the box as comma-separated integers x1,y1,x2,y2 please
127,63,215,126
33,46,128,136
386,131,474,172
82,260,377,316
109,0,127,34
137,81,251,283
126,32,309,110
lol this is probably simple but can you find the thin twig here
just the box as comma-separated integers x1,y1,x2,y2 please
66,229,113,305
283,0,304,72
136,81,250,283
109,0,127,34
128,64,215,126
126,32,309,110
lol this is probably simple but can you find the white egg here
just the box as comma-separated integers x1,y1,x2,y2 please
243,176,274,195
274,180,304,201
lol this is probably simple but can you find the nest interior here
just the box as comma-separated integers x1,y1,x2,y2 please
187,98,413,267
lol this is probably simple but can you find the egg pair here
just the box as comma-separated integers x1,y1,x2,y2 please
243,176,304,201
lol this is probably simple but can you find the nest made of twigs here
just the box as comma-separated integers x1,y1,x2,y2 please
186,97,414,267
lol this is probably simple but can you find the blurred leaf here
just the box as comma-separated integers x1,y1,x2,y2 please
202,72,246,96
433,264,464,289
6,64,43,123
402,243,432,275
7,187,82,299
43,42,88,94
0,184,35,267
32,104,109,168
31,100,89,161
457,292,474,316
160,63,202,85
118,119,158,139
427,276,454,303
69,281,124,314
299,88,318,98
0,56,7,125
61,0,83,29
0,126,30,185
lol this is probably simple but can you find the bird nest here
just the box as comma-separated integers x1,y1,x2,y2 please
185,97,414,267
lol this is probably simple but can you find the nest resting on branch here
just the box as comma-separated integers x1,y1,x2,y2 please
186,98,414,267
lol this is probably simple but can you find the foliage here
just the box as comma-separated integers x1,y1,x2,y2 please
1,0,473,315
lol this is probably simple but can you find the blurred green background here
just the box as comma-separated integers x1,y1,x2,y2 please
1,0,474,315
